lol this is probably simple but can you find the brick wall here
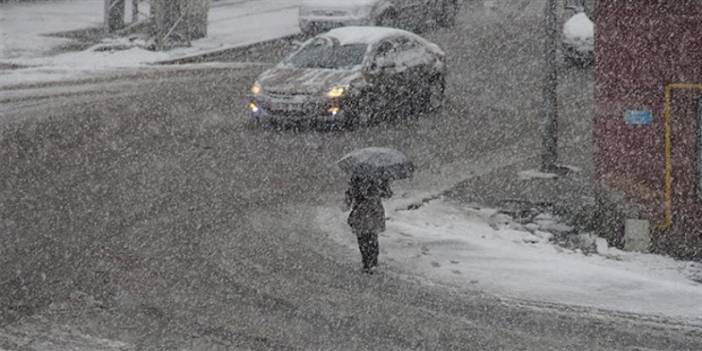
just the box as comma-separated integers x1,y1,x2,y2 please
594,0,702,258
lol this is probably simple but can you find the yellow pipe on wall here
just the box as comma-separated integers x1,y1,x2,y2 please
660,83,702,230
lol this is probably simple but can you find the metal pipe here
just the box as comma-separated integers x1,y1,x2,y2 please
541,0,560,172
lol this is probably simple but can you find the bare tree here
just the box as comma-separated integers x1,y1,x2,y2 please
151,0,210,50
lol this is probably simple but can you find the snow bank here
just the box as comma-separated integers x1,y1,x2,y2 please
317,198,702,322
0,0,104,60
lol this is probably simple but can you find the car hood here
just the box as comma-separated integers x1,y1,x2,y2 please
257,67,363,95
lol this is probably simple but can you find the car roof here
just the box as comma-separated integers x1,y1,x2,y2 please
320,26,446,57
323,26,420,46
302,0,377,6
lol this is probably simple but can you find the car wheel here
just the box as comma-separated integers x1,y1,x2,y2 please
424,75,445,113
375,11,396,27
343,112,359,130
245,118,261,130
436,0,458,27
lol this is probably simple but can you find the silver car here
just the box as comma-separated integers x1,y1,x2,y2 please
247,26,447,128
298,0,462,35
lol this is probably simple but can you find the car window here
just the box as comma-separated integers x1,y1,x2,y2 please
390,37,429,67
285,40,368,69
374,41,395,59
392,37,413,50
370,40,399,68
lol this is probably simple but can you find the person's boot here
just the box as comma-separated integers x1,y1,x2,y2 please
362,256,373,274
362,254,373,274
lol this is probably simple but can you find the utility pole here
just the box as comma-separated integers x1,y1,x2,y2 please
541,0,560,172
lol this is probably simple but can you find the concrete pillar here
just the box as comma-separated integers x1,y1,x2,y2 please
187,0,210,39
623,219,651,252
152,0,209,49
105,0,126,32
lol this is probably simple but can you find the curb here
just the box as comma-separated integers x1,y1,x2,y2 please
0,62,266,93
152,33,304,65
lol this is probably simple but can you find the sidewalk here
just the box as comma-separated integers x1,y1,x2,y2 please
445,156,596,235
0,0,105,61
0,0,302,88
316,139,702,324
316,187,702,324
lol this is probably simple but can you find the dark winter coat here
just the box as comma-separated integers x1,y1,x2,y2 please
345,177,392,234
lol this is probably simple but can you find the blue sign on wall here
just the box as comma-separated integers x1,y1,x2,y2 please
624,110,653,125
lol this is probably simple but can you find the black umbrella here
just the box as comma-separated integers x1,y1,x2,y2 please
337,147,414,180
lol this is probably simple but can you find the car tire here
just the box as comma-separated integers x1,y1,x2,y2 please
375,10,397,28
343,113,358,130
436,0,458,27
423,74,445,113
300,29,314,38
245,118,260,130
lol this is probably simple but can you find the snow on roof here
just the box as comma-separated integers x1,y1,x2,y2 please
324,26,419,46
563,13,594,40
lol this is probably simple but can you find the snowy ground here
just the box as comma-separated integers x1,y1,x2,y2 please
0,0,105,60
317,196,702,323
0,0,301,87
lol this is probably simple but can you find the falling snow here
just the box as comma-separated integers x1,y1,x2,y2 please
1,0,702,350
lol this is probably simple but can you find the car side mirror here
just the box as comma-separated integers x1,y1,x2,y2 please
369,59,396,73
380,61,396,69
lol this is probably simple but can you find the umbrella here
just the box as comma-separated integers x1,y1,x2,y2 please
337,147,414,180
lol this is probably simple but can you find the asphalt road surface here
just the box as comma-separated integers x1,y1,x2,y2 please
1,0,701,350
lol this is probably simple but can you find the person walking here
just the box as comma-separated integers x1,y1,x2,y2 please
344,175,392,274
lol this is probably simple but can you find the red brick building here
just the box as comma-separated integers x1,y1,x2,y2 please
594,0,702,258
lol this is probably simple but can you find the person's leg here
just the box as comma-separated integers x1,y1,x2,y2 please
368,232,379,268
356,231,371,270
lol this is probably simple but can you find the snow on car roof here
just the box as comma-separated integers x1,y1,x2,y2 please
302,0,377,6
324,26,419,46
563,13,594,39
321,26,445,55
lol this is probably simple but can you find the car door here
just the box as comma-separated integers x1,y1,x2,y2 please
365,39,405,117
389,36,435,109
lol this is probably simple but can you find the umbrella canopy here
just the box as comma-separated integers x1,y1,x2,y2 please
337,147,414,180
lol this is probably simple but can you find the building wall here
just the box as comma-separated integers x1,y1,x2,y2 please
594,0,702,257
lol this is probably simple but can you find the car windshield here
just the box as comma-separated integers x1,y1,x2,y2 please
285,40,367,69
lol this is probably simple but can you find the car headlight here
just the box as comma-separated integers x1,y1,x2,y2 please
251,83,262,95
326,86,347,98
